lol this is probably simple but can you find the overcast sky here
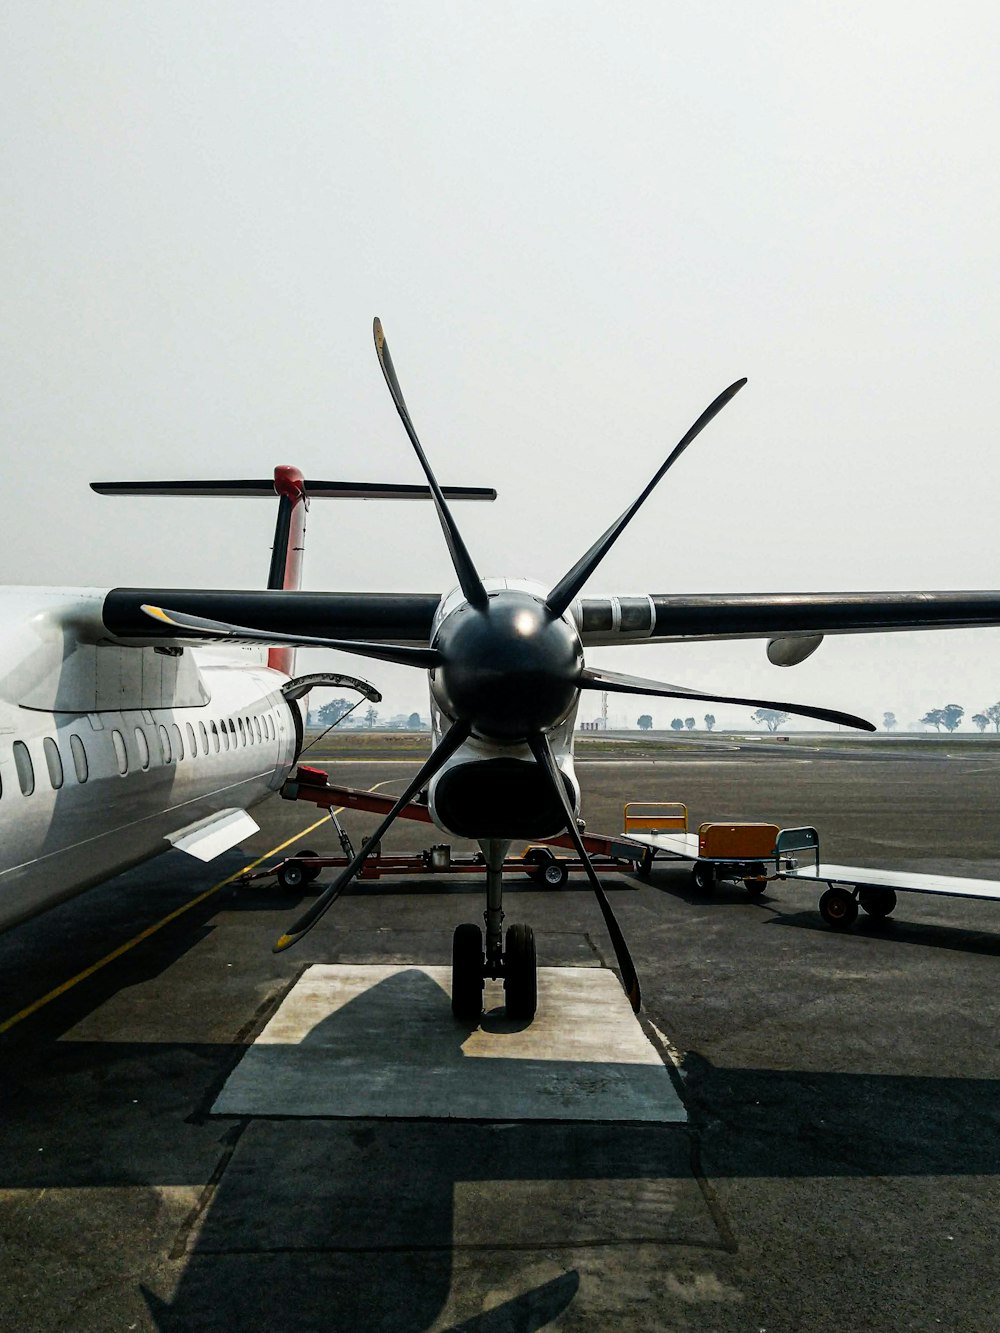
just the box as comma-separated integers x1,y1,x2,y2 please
2,3,999,729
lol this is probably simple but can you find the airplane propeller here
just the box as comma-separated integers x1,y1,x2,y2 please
141,319,875,1001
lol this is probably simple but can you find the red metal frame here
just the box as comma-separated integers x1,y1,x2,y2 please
280,766,642,860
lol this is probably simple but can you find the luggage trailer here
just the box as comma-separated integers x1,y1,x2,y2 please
237,764,647,891
774,826,1000,928
625,806,1000,929
623,803,781,895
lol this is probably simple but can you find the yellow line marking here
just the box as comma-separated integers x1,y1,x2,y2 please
0,780,404,1034
0,814,328,1035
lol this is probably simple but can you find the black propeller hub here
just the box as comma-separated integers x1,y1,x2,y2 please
431,591,583,741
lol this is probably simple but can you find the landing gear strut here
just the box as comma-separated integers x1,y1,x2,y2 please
450,837,538,1022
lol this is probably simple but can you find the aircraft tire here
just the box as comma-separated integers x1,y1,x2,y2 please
504,923,537,1021
451,923,484,1020
819,886,859,928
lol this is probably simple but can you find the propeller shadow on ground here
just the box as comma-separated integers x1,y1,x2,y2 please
139,967,698,1330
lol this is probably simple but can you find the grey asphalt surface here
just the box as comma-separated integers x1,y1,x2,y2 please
3,743,1000,1330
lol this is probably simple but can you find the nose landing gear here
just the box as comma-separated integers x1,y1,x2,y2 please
450,838,538,1022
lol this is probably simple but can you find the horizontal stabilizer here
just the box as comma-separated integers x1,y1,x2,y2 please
91,479,495,501
165,808,260,862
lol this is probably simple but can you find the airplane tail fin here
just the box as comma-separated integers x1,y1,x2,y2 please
91,469,496,676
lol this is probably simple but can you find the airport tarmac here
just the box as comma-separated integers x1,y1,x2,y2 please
3,742,1000,1330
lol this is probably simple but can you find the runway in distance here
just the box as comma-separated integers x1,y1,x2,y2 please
134,318,1000,1021
0,468,494,934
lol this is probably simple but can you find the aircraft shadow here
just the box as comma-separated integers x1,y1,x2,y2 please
6,964,1000,1327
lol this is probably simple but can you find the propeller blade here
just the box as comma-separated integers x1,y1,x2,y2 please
527,733,641,1012
273,719,472,952
141,604,440,670
580,665,876,732
546,378,747,618
373,318,488,611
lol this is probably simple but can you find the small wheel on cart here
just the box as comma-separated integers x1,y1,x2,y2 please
276,859,306,892
743,862,768,897
636,847,655,879
451,923,484,1020
692,861,716,893
296,849,321,883
504,922,537,1020
540,858,568,887
859,886,896,919
523,847,554,882
819,885,859,928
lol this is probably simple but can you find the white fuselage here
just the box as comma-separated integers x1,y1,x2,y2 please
0,589,300,933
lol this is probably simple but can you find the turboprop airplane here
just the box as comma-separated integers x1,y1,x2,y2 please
0,468,494,935
109,320,1000,1022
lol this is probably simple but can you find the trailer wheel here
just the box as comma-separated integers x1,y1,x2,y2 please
859,886,896,918
541,858,569,887
692,861,716,892
819,886,858,928
744,863,768,897
296,849,321,883
276,859,306,891
523,847,553,882
636,847,655,879
451,923,484,1020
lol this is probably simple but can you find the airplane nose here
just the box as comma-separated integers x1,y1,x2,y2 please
430,594,582,740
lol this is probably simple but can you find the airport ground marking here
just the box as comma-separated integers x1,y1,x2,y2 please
0,781,401,1034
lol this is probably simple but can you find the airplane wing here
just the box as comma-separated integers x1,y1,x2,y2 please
102,588,441,646
574,592,1000,645
103,587,1000,649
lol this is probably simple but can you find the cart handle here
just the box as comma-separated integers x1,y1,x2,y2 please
775,826,820,871
624,802,688,833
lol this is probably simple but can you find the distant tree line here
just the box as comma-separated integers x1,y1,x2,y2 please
917,702,1000,732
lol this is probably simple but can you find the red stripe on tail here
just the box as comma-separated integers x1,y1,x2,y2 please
268,466,307,675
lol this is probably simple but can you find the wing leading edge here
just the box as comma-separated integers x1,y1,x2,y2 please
102,587,1000,649
575,592,1000,645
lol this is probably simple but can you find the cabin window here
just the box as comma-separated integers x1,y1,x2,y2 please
186,722,196,757
70,734,89,783
43,737,64,790
172,722,184,760
199,720,209,754
221,721,230,752
14,741,34,795
254,716,262,743
112,730,128,775
135,728,150,771
158,725,171,763
209,720,220,753
228,719,238,746
238,717,246,745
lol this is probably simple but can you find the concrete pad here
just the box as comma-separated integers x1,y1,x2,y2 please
213,964,685,1122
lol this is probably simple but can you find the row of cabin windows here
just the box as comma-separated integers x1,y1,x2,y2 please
4,709,280,794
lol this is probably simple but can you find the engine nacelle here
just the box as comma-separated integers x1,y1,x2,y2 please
766,634,824,667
